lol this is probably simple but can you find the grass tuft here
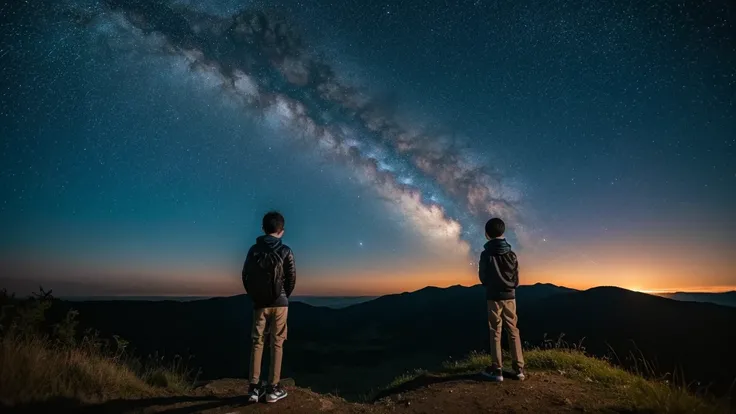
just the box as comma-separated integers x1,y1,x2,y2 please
385,348,729,413
384,369,428,390
0,288,194,406
0,334,155,404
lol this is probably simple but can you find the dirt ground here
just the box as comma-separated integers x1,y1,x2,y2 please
20,371,635,414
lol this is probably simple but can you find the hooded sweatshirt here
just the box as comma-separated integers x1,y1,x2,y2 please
242,234,296,308
478,238,519,300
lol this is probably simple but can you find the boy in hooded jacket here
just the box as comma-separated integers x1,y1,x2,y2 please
478,217,525,381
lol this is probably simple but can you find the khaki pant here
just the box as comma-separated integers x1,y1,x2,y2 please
249,307,288,385
487,299,524,370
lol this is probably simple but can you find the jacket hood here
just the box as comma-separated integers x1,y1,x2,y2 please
484,238,512,255
256,234,283,250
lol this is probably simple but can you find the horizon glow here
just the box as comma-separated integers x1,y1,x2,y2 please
1,0,734,297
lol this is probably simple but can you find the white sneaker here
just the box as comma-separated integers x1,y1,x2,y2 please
481,366,504,382
266,383,288,403
247,383,264,403
513,369,526,381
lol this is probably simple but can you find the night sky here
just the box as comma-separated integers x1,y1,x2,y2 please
1,0,734,296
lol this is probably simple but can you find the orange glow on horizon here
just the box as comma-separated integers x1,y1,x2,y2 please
2,241,734,297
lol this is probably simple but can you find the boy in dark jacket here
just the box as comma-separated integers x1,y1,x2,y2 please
242,211,296,403
478,218,525,381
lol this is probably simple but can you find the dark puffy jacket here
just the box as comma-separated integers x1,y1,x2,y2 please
478,238,519,300
242,235,296,308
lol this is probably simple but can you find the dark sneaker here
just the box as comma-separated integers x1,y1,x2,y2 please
512,368,526,381
247,383,264,403
481,366,504,382
266,383,288,403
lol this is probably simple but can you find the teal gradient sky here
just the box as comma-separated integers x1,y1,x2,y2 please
1,0,734,296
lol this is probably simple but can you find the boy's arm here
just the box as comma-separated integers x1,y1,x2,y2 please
478,250,488,285
283,248,296,297
241,246,254,292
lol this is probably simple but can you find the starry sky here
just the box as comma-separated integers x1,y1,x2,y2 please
1,0,734,296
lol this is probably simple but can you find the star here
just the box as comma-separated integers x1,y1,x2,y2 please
0,0,732,300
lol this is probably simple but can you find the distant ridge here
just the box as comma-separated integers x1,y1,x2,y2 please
658,291,736,308
290,296,377,309
61,296,214,302
51,285,736,309
54,283,579,308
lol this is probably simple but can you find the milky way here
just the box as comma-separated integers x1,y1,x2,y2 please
73,0,527,258
3,0,733,295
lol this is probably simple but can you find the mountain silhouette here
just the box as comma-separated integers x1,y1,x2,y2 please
661,291,736,308
43,283,736,400
520,286,736,395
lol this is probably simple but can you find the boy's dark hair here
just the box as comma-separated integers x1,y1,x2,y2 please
262,211,285,234
485,218,505,238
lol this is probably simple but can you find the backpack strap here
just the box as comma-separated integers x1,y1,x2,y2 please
490,254,503,280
